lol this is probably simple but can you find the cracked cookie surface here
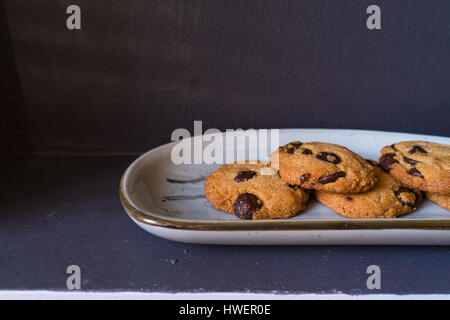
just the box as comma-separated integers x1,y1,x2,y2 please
270,141,377,193
205,161,310,220
379,141,450,194
315,163,423,218
426,192,450,210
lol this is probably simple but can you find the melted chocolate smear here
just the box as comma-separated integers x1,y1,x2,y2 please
408,168,424,178
234,170,257,182
300,173,311,183
316,152,342,164
317,171,346,184
403,156,421,165
394,187,417,208
379,153,399,172
162,195,206,201
167,176,206,184
302,148,313,155
409,146,427,154
234,193,262,220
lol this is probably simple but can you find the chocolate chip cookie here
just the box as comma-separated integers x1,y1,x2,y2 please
426,192,450,210
205,161,310,220
315,163,423,218
379,141,450,194
270,141,377,193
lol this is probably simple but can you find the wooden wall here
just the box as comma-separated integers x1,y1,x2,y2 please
3,0,450,154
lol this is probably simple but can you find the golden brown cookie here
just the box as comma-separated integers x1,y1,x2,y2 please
270,141,377,193
379,141,450,194
205,161,310,220
426,192,450,210
315,164,423,219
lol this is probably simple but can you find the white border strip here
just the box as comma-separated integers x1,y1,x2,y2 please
0,291,449,300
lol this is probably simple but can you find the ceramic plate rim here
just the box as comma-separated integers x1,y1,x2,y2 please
120,129,450,231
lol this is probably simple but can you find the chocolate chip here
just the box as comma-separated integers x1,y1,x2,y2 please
395,186,413,195
317,171,346,184
290,141,303,148
234,193,262,220
285,141,303,154
391,144,398,151
286,148,296,154
300,173,311,183
403,156,421,165
288,184,300,189
394,187,418,208
379,153,399,172
409,146,427,154
302,148,313,155
346,196,353,201
234,170,257,182
408,168,424,178
316,152,342,164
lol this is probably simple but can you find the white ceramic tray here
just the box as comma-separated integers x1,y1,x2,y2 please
120,129,450,245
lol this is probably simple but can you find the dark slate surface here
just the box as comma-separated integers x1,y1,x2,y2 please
1,155,449,294
4,0,450,154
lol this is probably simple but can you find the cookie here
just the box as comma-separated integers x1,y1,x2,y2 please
270,141,377,193
315,162,423,218
379,141,450,194
205,161,310,220
426,192,450,210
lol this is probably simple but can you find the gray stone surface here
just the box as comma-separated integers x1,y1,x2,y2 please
1,155,449,294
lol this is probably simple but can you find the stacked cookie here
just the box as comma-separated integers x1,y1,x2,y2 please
274,141,423,219
205,161,311,220
204,140,449,220
379,141,450,210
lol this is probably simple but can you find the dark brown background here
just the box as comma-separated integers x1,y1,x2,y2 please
2,0,450,154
